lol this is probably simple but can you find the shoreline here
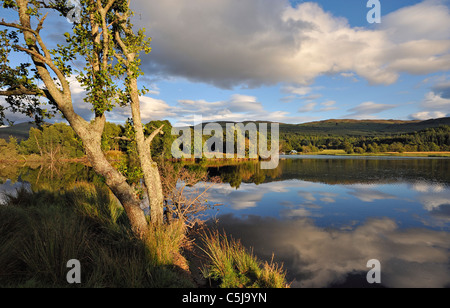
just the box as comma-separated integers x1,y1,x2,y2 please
0,151,449,164
287,150,450,158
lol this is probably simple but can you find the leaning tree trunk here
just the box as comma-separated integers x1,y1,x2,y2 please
6,0,161,235
71,115,149,237
129,79,165,225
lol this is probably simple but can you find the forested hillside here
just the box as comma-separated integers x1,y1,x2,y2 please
1,118,449,159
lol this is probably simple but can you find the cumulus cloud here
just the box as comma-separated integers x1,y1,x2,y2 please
166,94,313,126
344,102,397,119
410,111,447,121
298,102,317,113
432,81,450,99
422,91,450,111
410,90,450,120
380,0,450,43
131,0,450,88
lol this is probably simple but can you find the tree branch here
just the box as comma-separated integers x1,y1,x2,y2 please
36,12,48,33
0,84,48,98
145,125,165,147
12,44,47,62
0,20,38,35
111,136,132,141
104,0,117,12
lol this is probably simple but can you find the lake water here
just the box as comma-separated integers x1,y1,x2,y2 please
200,156,450,288
1,156,449,288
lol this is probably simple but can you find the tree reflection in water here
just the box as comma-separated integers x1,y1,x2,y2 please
1,157,449,287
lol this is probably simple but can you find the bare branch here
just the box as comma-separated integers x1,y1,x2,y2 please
0,84,49,98
146,125,165,147
104,0,117,12
36,12,48,33
0,20,38,35
13,44,47,62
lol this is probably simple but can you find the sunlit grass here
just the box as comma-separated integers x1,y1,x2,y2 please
0,183,194,288
199,230,289,288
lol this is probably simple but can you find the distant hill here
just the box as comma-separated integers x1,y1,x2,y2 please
1,117,449,142
199,117,450,137
0,122,40,141
279,117,450,136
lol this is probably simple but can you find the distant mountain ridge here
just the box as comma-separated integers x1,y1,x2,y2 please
279,117,450,136
1,117,449,141
199,117,450,137
0,122,40,141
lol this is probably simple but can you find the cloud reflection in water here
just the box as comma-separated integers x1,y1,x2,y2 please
215,215,450,288
200,179,450,287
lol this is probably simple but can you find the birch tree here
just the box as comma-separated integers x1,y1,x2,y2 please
0,0,165,236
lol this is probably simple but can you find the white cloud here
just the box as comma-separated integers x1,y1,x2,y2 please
131,0,450,88
422,91,450,111
344,102,397,119
409,91,450,120
381,0,450,43
168,94,314,126
298,102,317,113
410,111,447,121
282,86,313,96
318,101,338,112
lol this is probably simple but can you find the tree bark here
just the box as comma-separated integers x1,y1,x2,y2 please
73,116,149,237
3,0,153,236
129,78,165,225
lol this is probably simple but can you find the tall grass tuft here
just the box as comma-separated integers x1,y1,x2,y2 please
0,183,194,288
200,230,289,288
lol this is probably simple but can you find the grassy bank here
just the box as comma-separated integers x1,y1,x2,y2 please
0,183,194,288
0,183,287,288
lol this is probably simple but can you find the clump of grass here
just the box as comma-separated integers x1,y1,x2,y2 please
199,230,289,288
144,220,187,267
0,183,194,288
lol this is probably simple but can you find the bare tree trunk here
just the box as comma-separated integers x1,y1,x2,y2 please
74,115,149,236
5,0,155,236
129,79,165,225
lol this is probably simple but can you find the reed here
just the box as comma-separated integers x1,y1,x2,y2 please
199,230,289,288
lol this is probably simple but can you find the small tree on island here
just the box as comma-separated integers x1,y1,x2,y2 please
0,0,165,236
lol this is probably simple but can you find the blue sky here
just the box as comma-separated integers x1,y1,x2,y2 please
1,0,450,126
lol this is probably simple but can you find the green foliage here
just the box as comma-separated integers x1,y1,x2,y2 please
282,125,450,153
0,0,151,123
19,123,84,158
56,0,152,117
101,122,122,151
200,230,288,288
145,120,176,159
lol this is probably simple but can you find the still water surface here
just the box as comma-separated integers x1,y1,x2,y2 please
1,156,449,287
200,156,450,288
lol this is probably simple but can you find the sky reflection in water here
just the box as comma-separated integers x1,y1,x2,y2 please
199,157,450,288
1,157,449,287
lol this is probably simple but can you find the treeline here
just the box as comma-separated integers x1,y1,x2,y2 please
0,120,175,160
281,125,450,153
1,122,449,161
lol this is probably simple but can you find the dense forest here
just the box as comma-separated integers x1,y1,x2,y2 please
281,125,450,153
0,119,449,161
0,120,175,160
